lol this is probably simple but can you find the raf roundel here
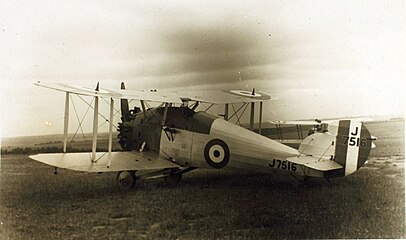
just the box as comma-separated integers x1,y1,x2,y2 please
204,139,230,169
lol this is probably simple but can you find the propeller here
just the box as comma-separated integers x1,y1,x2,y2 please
120,82,130,120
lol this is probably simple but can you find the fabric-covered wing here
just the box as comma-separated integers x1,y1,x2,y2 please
270,117,375,126
29,151,180,172
34,82,273,104
34,82,183,103
34,82,121,98
169,89,272,104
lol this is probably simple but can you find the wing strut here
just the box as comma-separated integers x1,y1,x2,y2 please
107,98,114,167
161,103,169,126
63,92,69,153
91,95,99,162
224,104,229,120
249,102,255,130
258,101,263,134
140,100,147,118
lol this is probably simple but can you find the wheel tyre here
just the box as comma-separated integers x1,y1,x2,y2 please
164,173,182,188
116,171,136,190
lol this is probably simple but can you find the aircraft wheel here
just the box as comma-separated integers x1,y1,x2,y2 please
116,171,136,190
164,173,182,188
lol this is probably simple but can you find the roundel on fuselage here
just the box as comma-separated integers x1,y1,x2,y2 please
204,139,230,169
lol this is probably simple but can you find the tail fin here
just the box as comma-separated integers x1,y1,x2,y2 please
293,119,373,178
332,120,373,177
120,82,130,120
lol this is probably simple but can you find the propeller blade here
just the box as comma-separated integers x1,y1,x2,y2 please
120,82,130,120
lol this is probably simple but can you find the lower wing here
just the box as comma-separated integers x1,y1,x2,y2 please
29,151,180,172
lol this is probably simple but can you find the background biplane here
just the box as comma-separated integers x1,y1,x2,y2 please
30,82,375,189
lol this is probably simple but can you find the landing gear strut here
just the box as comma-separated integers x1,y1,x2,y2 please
116,167,196,190
291,174,310,183
116,171,136,190
290,174,311,190
164,173,182,187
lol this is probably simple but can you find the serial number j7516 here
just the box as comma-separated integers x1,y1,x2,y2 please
342,136,372,148
269,159,297,172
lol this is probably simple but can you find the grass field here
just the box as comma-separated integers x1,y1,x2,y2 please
0,119,404,239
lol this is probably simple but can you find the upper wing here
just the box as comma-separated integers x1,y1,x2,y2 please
29,151,180,172
269,120,323,125
34,82,183,103
34,82,273,104
270,117,375,125
168,89,272,104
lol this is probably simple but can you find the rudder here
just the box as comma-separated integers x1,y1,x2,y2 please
329,120,373,177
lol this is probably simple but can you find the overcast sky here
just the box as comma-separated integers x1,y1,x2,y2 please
1,0,405,137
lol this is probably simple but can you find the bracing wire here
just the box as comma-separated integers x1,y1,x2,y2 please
68,95,94,147
230,103,248,126
76,95,119,131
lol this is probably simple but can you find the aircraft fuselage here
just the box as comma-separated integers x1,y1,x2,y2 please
118,106,307,175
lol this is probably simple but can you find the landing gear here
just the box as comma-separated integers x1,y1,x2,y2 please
115,167,195,190
164,173,182,187
116,171,136,190
290,174,310,183
290,174,311,190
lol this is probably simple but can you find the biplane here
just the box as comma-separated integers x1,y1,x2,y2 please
29,82,375,189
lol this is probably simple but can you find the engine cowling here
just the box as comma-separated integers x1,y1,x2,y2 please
117,121,136,151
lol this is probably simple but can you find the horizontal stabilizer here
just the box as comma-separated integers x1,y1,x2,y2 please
287,156,343,171
29,152,180,172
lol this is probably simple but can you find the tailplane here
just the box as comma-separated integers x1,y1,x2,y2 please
288,120,373,178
